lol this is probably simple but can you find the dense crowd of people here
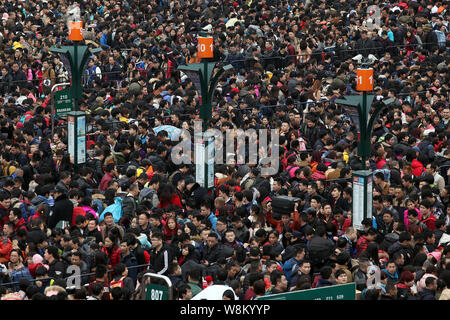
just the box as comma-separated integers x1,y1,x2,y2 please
0,0,449,300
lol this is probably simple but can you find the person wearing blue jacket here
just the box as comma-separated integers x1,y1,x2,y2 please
200,201,217,232
382,260,399,285
282,246,305,285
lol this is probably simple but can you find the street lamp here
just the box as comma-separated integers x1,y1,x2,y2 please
335,57,394,231
178,62,233,131
177,35,233,190
50,21,102,167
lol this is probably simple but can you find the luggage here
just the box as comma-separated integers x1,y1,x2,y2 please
271,196,300,220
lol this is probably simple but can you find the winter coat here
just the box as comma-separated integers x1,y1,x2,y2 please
201,242,224,265
316,277,334,288
417,273,437,293
9,266,34,291
417,288,435,300
102,246,121,270
121,252,138,285
0,237,13,263
181,259,206,282
47,194,74,230
307,235,335,268
26,227,47,245
121,194,137,220
150,243,172,276
158,193,182,209
411,159,424,177
396,283,416,300
283,257,301,285
47,259,67,280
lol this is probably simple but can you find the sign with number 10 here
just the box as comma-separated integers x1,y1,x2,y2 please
198,37,214,58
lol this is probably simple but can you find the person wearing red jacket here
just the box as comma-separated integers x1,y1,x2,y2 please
9,208,27,233
102,234,121,270
0,234,13,264
162,217,179,243
419,200,436,230
265,202,300,234
158,184,182,209
332,208,352,237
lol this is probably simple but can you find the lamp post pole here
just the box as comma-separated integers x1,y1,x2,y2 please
177,34,233,191
50,21,102,169
336,64,394,231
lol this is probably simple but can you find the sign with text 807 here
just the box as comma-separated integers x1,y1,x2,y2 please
146,284,169,301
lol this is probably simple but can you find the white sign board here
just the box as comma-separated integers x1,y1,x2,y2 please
207,136,215,189
195,142,205,187
68,116,75,161
352,174,373,230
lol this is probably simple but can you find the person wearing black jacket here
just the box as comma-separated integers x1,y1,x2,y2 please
104,55,122,83
0,66,12,96
120,237,138,286
307,226,335,271
47,188,74,230
180,244,206,282
128,231,150,272
379,282,398,300
355,30,377,58
9,62,27,85
149,231,172,276
26,218,47,245
418,277,437,300
201,232,224,266
44,245,66,280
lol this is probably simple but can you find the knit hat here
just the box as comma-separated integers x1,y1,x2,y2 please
427,251,441,262
32,254,44,265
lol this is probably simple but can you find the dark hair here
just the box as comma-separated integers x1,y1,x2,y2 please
222,289,235,300
45,246,60,260
270,269,284,286
320,266,333,280
91,283,103,296
425,276,436,287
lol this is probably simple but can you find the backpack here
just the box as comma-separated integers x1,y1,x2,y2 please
138,187,157,205
5,161,18,176
99,197,123,223
19,202,36,224
92,198,106,216
168,170,180,185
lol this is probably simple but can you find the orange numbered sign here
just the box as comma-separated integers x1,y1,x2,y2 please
356,68,374,91
198,37,214,58
68,21,83,41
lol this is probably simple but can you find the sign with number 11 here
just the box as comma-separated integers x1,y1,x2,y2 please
356,68,374,91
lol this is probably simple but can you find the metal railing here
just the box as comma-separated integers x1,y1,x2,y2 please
0,262,151,291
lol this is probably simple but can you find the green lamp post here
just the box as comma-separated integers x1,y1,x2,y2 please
177,34,233,190
335,65,394,231
50,22,102,167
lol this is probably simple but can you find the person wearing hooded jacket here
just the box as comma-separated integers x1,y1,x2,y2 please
417,278,437,300
307,225,335,271
47,187,74,230
149,231,172,276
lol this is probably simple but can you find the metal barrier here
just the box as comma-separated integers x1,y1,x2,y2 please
0,262,151,291
140,272,173,300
